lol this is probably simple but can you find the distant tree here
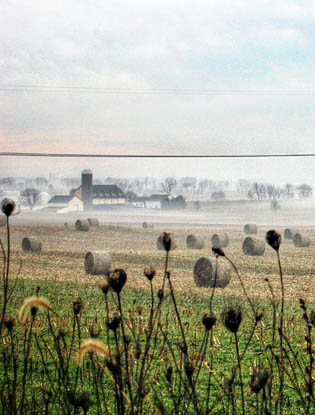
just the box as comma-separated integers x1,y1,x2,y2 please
211,191,225,201
297,184,312,199
284,183,294,199
34,177,49,188
160,178,177,195
194,200,201,210
266,184,275,200
236,179,251,196
271,199,280,213
47,184,56,196
20,188,41,209
125,190,137,202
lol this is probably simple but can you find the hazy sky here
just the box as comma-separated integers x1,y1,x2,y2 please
1,1,315,184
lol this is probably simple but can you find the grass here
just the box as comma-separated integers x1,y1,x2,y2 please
0,222,314,414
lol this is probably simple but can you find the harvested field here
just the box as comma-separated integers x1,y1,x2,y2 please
2,223,315,304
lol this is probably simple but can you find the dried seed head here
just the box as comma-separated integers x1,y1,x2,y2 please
222,306,243,333
157,289,164,301
31,306,38,318
250,365,269,393
106,316,121,331
310,310,315,327
4,317,14,332
162,232,173,252
212,247,225,257
202,313,216,330
105,358,119,375
77,391,91,413
108,269,127,293
1,198,16,217
77,339,109,366
73,297,83,315
88,324,100,338
265,230,281,251
144,266,156,281
255,313,264,323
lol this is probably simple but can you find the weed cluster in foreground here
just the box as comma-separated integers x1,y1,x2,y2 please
0,207,314,414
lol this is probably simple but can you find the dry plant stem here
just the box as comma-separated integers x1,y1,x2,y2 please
19,317,34,415
225,254,256,318
276,250,285,415
0,217,10,336
161,250,169,294
234,332,245,415
209,256,218,312
117,292,135,414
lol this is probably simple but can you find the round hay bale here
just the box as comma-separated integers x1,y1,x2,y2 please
244,224,258,235
143,222,154,229
157,233,176,251
22,237,42,253
87,218,99,227
211,233,229,248
186,234,204,249
75,219,90,232
64,222,69,227
84,251,112,275
293,233,310,248
193,257,231,288
242,237,265,256
0,215,6,227
284,228,298,240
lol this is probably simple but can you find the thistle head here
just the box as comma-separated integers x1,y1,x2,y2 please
73,297,83,315
202,313,216,330
222,306,243,333
106,316,121,331
266,230,281,251
98,279,110,295
1,198,16,217
162,232,173,252
108,269,127,293
144,266,156,281
212,247,225,257
250,365,269,393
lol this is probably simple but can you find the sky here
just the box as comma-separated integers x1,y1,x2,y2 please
1,0,315,185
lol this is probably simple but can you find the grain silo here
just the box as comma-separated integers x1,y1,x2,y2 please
81,169,93,210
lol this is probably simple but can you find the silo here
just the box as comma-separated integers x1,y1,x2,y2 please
81,169,93,210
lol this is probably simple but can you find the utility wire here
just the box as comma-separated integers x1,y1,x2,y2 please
1,152,315,158
1,85,315,95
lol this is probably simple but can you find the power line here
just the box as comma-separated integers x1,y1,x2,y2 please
1,85,315,96
1,152,315,158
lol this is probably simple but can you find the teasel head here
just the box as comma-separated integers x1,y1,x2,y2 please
184,361,194,380
250,365,269,394
165,364,173,383
88,324,100,338
202,313,216,330
265,230,281,251
162,232,173,252
212,247,225,257
310,310,315,327
144,265,156,281
222,306,243,333
77,391,91,414
1,198,16,217
73,297,83,315
105,358,119,375
106,316,121,331
108,269,127,293
18,296,52,324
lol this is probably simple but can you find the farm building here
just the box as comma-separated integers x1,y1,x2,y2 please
47,169,126,212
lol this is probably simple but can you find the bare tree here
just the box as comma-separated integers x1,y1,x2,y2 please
20,188,41,209
160,178,177,195
297,184,312,199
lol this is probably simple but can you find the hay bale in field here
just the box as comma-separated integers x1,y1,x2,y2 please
211,232,228,248
186,234,204,249
244,224,258,235
293,233,310,248
157,233,176,250
87,218,99,227
193,257,231,288
22,237,42,253
143,221,154,229
84,251,112,275
64,222,69,227
0,216,6,226
75,219,89,232
242,237,265,256
284,228,298,240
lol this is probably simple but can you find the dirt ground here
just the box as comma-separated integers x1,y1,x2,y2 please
1,219,315,304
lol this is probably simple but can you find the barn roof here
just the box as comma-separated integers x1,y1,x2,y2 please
92,185,125,199
48,195,73,204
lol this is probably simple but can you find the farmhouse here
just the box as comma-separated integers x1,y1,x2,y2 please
47,169,126,212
